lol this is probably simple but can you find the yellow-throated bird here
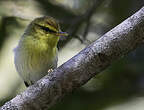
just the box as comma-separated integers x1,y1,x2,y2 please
14,16,68,87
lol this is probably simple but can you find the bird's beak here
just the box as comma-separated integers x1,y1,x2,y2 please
56,32,68,37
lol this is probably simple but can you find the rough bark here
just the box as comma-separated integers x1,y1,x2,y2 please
1,7,144,110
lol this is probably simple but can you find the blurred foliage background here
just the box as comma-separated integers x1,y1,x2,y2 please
0,0,144,110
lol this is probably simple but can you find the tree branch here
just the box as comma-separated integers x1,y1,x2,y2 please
1,7,144,110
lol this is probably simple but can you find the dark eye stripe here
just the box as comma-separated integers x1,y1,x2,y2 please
35,23,56,33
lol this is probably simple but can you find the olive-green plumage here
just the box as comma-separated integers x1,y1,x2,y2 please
14,16,68,87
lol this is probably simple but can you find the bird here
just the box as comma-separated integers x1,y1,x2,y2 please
14,16,68,87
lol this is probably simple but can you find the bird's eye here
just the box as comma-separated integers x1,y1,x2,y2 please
35,23,56,33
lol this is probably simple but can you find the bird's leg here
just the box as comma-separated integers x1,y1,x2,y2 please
47,69,53,73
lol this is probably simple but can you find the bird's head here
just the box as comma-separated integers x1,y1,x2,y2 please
25,16,68,46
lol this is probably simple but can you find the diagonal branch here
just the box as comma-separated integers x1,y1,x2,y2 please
1,7,144,110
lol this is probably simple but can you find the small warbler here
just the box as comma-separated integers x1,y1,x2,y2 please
14,16,68,87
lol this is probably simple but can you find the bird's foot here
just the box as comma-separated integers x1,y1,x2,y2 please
47,69,53,73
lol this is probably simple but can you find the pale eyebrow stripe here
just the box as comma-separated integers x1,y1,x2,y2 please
46,20,59,30
34,23,57,33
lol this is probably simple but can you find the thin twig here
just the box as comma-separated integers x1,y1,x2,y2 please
83,19,91,40
59,0,105,48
